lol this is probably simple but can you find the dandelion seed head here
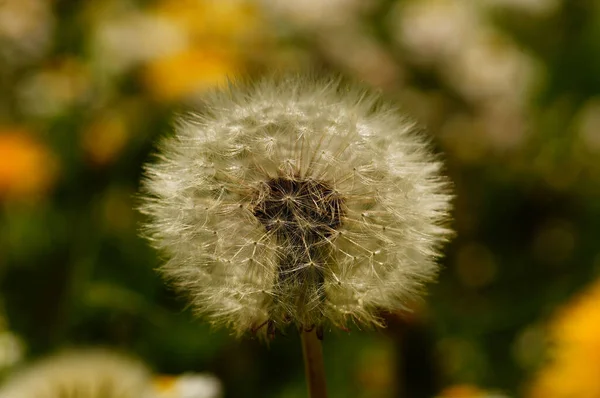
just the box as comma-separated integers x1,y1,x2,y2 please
140,76,453,336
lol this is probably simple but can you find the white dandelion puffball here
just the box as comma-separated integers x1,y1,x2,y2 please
0,350,153,398
140,76,453,337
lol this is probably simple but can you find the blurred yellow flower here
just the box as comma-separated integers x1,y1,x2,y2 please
142,0,267,101
154,375,178,394
152,0,261,42
143,48,238,101
82,111,129,167
528,279,600,398
0,129,57,200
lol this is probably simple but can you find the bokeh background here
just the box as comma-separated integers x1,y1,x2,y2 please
1,0,599,397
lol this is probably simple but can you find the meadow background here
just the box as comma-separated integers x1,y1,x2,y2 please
1,0,599,397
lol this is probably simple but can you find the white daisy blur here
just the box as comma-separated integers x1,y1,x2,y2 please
139,76,453,337
0,350,153,398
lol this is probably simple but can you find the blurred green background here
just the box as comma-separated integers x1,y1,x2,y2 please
1,0,599,397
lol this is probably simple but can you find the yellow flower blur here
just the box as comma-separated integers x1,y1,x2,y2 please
82,111,129,167
143,48,238,100
143,0,266,101
528,279,600,397
437,384,491,398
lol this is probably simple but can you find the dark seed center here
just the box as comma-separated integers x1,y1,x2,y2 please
252,177,345,239
251,177,345,331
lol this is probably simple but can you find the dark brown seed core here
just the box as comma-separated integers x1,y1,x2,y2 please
251,177,345,333
252,177,345,240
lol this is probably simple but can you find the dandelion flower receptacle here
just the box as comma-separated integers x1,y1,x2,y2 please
140,76,453,337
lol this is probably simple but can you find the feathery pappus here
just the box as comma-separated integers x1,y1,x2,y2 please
139,76,453,338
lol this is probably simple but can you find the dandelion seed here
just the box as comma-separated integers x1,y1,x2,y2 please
139,76,453,337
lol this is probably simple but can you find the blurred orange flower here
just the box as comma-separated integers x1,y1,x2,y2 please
528,279,600,397
153,373,221,398
0,129,57,200
154,375,178,393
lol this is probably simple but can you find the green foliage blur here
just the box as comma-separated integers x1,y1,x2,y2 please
1,0,599,397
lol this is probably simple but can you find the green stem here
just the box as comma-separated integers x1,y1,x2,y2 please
300,329,328,398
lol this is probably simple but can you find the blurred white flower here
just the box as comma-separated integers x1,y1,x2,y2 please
575,98,600,152
391,0,480,64
316,31,402,88
16,59,90,118
264,0,368,28
91,11,188,74
392,0,539,108
444,30,537,105
0,350,153,398
0,0,54,65
140,76,453,337
154,373,222,398
0,332,23,370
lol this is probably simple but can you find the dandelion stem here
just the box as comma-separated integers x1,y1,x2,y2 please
300,329,328,398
